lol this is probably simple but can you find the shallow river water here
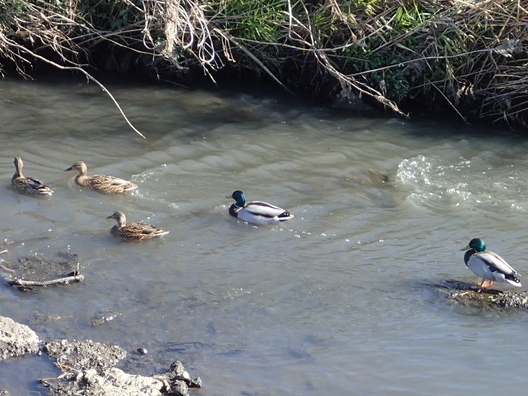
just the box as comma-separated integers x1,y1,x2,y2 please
1,76,528,395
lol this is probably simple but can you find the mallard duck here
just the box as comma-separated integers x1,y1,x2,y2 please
462,238,521,288
64,161,137,194
11,157,53,196
107,211,169,241
227,190,294,225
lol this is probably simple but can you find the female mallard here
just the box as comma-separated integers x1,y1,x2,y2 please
227,190,294,225
462,238,521,288
11,157,53,196
65,161,137,194
107,211,169,241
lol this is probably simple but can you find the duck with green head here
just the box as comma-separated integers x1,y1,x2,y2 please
227,190,294,226
462,238,521,288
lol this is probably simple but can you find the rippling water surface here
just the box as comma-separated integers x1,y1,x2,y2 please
1,76,528,395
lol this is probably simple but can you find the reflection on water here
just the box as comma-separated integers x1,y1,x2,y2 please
1,76,528,395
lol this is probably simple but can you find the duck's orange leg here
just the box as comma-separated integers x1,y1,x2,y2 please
477,279,494,288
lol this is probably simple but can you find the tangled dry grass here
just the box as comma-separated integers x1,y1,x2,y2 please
0,0,527,132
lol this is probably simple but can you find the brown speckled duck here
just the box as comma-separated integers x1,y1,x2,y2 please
11,157,53,196
65,161,137,194
107,211,169,241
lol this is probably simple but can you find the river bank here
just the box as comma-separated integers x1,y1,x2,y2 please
0,0,527,131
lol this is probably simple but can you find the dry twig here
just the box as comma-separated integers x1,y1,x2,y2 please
7,273,84,287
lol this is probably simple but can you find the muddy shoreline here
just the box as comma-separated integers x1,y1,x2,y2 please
0,316,202,396
0,244,202,395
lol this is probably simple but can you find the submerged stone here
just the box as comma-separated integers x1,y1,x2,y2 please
436,280,528,310
154,360,203,394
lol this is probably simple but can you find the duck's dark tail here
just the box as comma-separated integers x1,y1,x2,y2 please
505,274,522,287
279,211,294,221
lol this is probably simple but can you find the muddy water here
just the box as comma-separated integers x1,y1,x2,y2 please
1,76,528,395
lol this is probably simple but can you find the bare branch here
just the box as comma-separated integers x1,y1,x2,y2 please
8,274,84,287
0,33,146,139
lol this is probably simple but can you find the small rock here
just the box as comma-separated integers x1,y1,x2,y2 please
189,376,203,388
154,360,202,395
136,347,148,355
170,360,186,376
169,379,188,396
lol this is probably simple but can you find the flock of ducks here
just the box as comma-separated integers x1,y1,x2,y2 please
12,157,165,241
10,157,295,240
10,157,522,290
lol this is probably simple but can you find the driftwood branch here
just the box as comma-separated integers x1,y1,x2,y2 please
7,273,84,287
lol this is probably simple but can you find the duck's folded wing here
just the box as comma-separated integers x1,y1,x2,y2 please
27,177,47,189
108,176,135,188
475,251,516,275
246,201,288,218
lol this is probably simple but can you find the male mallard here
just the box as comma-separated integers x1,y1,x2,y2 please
11,157,53,196
107,211,169,241
227,190,294,225
65,161,137,194
462,238,521,288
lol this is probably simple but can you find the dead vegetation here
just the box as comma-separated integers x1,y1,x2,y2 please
0,0,527,131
